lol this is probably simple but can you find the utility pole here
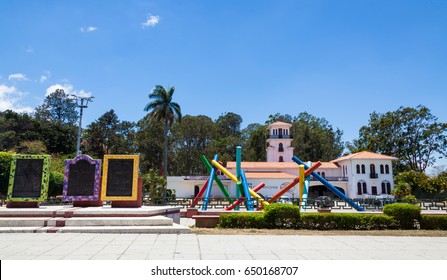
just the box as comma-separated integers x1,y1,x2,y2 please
72,95,94,155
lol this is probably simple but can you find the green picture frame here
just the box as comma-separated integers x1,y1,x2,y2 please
6,154,51,202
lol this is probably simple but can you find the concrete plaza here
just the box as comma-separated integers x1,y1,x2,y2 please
1,232,446,260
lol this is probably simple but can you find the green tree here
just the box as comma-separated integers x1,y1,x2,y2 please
144,85,182,178
265,113,293,125
142,169,167,204
211,112,243,164
170,115,215,175
349,105,447,172
242,123,267,161
291,112,344,161
135,116,164,173
0,110,40,151
82,110,135,158
35,89,78,125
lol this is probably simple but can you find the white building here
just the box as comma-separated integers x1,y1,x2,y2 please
167,121,397,200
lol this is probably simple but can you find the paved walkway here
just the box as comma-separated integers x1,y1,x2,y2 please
1,232,446,260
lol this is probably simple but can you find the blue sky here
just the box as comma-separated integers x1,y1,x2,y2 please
1,0,447,159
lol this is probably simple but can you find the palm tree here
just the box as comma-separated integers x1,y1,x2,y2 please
144,85,182,179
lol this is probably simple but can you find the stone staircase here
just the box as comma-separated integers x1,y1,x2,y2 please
0,206,191,234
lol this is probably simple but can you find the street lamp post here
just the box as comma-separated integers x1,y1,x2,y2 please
72,95,94,155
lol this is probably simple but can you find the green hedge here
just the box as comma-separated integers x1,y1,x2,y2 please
300,213,396,230
0,152,13,196
218,213,265,229
264,203,300,229
383,203,421,229
217,202,447,231
420,215,447,230
48,171,64,197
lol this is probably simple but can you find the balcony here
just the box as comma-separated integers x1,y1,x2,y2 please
370,173,378,179
183,175,229,181
268,135,292,139
310,176,348,182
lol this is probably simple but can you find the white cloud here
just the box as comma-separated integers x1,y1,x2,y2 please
0,84,33,113
46,83,92,98
39,71,51,83
142,15,160,28
24,46,34,53
80,26,98,32
8,73,28,81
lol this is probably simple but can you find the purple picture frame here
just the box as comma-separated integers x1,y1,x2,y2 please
62,154,101,201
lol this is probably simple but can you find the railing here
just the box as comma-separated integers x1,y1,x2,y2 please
370,173,378,179
310,176,348,182
268,135,292,139
5,195,445,211
183,175,229,181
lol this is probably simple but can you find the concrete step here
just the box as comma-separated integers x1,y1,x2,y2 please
47,216,173,227
0,217,50,227
0,224,191,234
55,224,191,234
0,216,173,227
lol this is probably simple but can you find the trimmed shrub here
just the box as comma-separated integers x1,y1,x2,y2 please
264,203,300,229
48,171,64,197
420,215,447,230
383,203,421,229
218,213,265,229
0,152,13,196
300,213,396,230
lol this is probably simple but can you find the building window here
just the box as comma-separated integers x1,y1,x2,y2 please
371,186,377,195
381,181,392,194
322,172,326,178
370,164,376,174
380,164,384,174
385,164,390,174
279,156,284,162
356,164,360,174
362,182,367,194
370,164,378,178
361,164,366,174
357,182,362,195
278,143,284,152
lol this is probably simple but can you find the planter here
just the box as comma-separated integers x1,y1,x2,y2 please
317,208,332,213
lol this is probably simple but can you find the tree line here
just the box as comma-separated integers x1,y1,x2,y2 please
1,86,447,200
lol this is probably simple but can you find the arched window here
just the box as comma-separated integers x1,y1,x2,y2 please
387,182,391,194
361,164,366,174
380,164,384,174
279,156,284,162
278,143,284,152
370,164,376,174
381,182,386,194
356,164,360,174
357,182,362,195
385,164,390,174
362,182,367,194
322,172,326,178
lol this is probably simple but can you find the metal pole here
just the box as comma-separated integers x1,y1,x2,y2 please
76,98,84,155
73,95,94,156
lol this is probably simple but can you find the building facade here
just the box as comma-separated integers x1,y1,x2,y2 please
167,122,397,200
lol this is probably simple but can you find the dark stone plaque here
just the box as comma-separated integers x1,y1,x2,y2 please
67,159,96,196
106,159,134,197
11,159,44,198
